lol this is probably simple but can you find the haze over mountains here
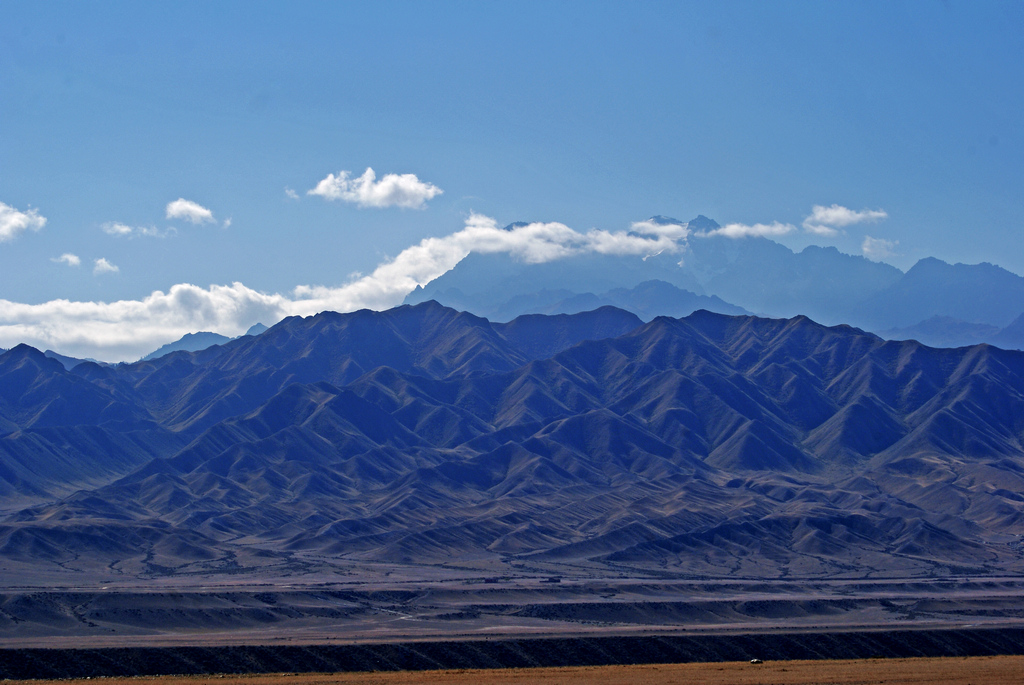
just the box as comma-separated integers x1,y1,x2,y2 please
406,216,1024,350
3,301,1024,589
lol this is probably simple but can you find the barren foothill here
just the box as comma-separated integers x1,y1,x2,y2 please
8,305,1024,594
14,656,1024,685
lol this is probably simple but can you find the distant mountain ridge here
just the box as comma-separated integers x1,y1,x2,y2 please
35,321,277,370
42,349,109,370
2,301,1024,581
406,216,1024,347
139,331,232,362
137,322,271,362
857,257,1024,330
414,279,748,322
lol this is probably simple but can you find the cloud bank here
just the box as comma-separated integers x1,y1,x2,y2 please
308,167,443,209
630,219,691,241
0,202,47,241
166,198,215,224
696,221,797,239
0,214,680,361
0,283,288,361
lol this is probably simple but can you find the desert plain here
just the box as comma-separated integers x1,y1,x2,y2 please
11,656,1024,685
5,569,1024,648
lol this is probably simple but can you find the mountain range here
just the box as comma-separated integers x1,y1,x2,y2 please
2,301,1024,583
406,216,1024,349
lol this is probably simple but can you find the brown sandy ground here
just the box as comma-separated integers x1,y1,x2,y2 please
16,656,1024,685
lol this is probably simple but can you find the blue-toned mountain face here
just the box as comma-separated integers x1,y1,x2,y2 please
2,301,1024,582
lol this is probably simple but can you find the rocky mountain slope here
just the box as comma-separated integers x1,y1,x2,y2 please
2,302,1024,582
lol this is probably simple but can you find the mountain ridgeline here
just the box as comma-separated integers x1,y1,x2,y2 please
2,301,1024,580
405,216,1024,350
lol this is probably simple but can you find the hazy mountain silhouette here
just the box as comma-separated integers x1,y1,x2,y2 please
434,280,748,322
854,257,1024,330
134,323,270,364
992,312,1024,350
880,311,1024,351
245,322,269,336
406,254,706,318
407,216,903,325
881,317,1003,349
42,349,109,371
406,216,1024,345
139,331,233,362
3,302,1024,579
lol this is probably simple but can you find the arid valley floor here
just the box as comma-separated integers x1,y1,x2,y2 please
4,568,1024,648
12,656,1024,685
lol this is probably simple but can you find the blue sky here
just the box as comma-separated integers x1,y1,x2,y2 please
1,1,1022,359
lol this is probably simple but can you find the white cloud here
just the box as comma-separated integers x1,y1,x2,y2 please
93,258,119,274
862,236,898,261
0,214,684,361
166,198,215,224
52,253,81,267
102,222,172,238
696,221,797,239
284,188,300,200
102,222,134,236
630,220,691,241
803,222,840,237
138,225,173,237
308,167,443,209
803,204,887,236
223,217,232,229
0,202,46,242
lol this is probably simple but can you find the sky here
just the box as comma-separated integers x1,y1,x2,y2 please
1,1,1022,360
